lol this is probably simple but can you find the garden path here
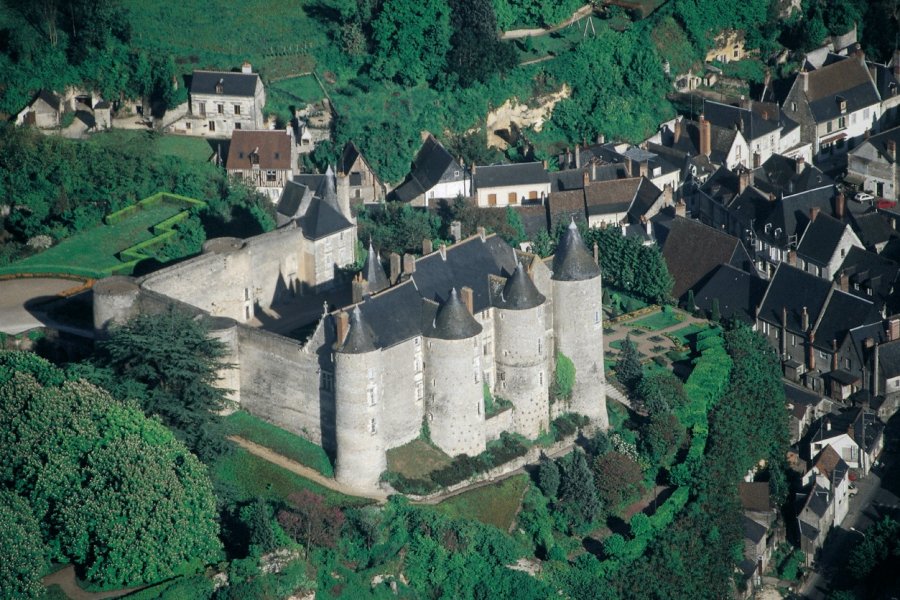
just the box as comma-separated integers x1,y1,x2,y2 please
501,5,594,39
603,310,709,360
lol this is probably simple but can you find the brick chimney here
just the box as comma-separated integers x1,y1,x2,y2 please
242,61,252,74
675,200,686,217
753,152,761,169
351,274,369,304
477,226,486,241
422,238,433,255
739,169,751,194
809,206,820,222
639,160,649,179
799,70,809,93
835,192,846,220
674,115,683,144
888,316,900,341
699,114,711,158
795,156,805,175
389,252,401,283
802,306,809,331
838,270,849,291
402,253,416,275
787,249,797,266
808,331,816,371
334,310,349,347
887,139,897,162
663,183,673,206
460,286,474,314
583,170,590,188
832,339,839,371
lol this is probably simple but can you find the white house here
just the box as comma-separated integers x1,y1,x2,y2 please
392,134,470,207
795,212,864,280
168,63,266,137
473,162,550,207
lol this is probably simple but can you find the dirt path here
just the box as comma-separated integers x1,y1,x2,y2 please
501,4,595,39
43,566,145,600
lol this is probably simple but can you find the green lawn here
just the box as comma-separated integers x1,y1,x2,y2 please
432,474,529,531
387,439,452,480
211,447,369,508
4,194,202,278
156,135,214,163
225,411,334,477
629,309,684,331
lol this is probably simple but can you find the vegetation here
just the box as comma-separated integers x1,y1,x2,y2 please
433,474,529,530
0,491,46,599
553,351,576,400
225,411,334,477
615,335,642,391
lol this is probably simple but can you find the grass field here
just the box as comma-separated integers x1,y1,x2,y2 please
225,410,334,477
630,308,684,331
5,195,198,278
432,474,529,531
156,135,215,163
387,439,452,479
211,447,369,508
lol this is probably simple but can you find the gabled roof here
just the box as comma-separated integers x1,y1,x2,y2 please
33,89,61,111
803,56,881,122
627,178,663,224
474,162,549,189
276,180,309,221
809,407,883,453
802,484,831,519
226,130,293,171
739,481,772,513
752,155,833,198
551,221,601,282
548,190,586,230
338,141,382,186
694,264,766,323
664,118,739,165
191,70,260,97
812,290,878,351
812,445,849,485
879,339,900,379
703,99,781,142
298,196,353,240
584,178,640,216
855,125,900,164
743,515,767,545
797,213,849,265
757,263,832,332
393,134,464,202
850,211,896,249
661,217,749,299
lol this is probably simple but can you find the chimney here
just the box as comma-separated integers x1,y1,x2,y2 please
800,70,809,93
402,253,416,275
663,183,673,206
471,162,476,174
674,116,683,144
787,249,797,266
874,341,881,396
389,252,401,284
335,311,349,347
768,192,776,202
802,306,809,331
739,169,751,194
593,242,599,265
781,305,788,357
826,418,831,432
241,61,252,74
832,339,839,372
854,43,865,66
753,152,761,169
888,316,900,341
422,239,433,255
575,145,581,169
835,192,846,220
675,200,686,218
639,160,649,179
352,276,369,304
809,206,820,222
477,226,486,241
460,286,474,314
699,114,711,158
591,160,597,181
888,139,897,162
542,159,548,170
450,220,462,243
583,170,590,188
808,331,816,371
795,156,805,175
894,49,900,79
624,155,633,177
566,147,572,169
839,270,849,291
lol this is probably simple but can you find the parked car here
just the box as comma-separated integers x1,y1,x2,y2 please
854,192,875,203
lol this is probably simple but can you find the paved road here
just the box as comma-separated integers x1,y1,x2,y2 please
0,277,86,335
800,418,900,599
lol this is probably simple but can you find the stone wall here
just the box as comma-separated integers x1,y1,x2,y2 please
426,334,486,457
380,338,424,451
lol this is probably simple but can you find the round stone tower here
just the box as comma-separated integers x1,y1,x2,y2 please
551,221,608,430
202,315,241,412
92,276,140,336
334,306,386,491
424,288,486,457
493,262,550,438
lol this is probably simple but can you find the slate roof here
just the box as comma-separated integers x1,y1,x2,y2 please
474,162,549,189
739,481,773,513
276,180,309,221
797,213,848,265
784,381,824,419
34,89,61,111
802,484,831,519
809,407,883,453
703,99,781,142
850,211,895,249
757,263,832,332
226,130,293,170
548,190,586,230
665,118,738,165
191,70,260,97
693,264,767,323
362,241,389,293
393,135,464,202
424,288,483,340
856,126,900,164
879,339,900,379
752,155,833,198
743,515,767,545
339,142,362,174
339,306,378,354
584,178,639,216
514,205,550,239
492,262,545,310
626,179,663,224
661,217,748,299
813,445,849,485
698,166,743,206
812,290,878,351
753,187,837,248
551,221,601,281
298,195,353,240
804,56,881,122
869,60,900,103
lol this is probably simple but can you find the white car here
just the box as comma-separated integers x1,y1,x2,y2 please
854,192,875,203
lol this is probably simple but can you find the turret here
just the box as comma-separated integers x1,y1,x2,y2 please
551,221,608,429
333,306,385,491
424,288,486,457
362,240,389,294
92,276,140,337
493,263,550,438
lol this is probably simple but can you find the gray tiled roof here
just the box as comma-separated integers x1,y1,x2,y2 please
424,288,482,340
191,70,259,97
339,306,378,353
474,162,549,189
551,221,601,281
797,213,847,265
493,262,545,310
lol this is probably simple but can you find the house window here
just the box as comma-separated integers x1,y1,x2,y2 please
414,336,421,347
416,381,424,402
234,104,241,115
370,418,376,434
266,170,277,182
838,116,846,129
487,193,497,207
185,122,191,130
217,104,224,114
209,121,215,132
249,152,259,166
827,121,833,133
454,170,460,177
320,371,334,392
244,287,249,301
234,122,241,130
508,192,518,205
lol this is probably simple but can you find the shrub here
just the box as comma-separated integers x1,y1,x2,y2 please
553,352,576,400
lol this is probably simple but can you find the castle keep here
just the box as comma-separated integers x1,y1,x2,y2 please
93,211,608,493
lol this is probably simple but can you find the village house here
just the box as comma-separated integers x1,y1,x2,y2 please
226,128,298,202
169,63,266,137
782,49,882,161
650,114,751,172
846,126,900,201
15,90,62,128
807,407,884,477
738,481,781,591
392,133,470,206
557,142,681,193
584,177,665,228
795,212,864,280
784,382,831,444
15,89,112,132
795,444,852,566
473,162,550,208
338,142,385,206
870,50,900,131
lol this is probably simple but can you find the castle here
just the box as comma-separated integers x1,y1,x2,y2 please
92,172,608,492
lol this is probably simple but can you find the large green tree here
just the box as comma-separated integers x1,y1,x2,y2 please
371,0,452,85
0,491,46,599
0,351,222,587
447,0,517,87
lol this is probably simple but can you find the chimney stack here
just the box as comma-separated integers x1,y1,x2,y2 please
781,305,788,356
739,169,751,194
389,252,401,284
663,183,673,206
887,139,897,162
450,220,462,243
639,160,649,179
809,206,820,223
675,200,686,218
402,253,416,275
787,249,797,266
575,145,581,169
352,275,369,304
839,270,849,291
335,311,349,347
460,286,474,314
422,238,433,255
674,116,683,144
835,192,846,220
591,160,597,180
583,170,590,188
699,114,712,158
795,156,805,175
893,49,900,79
808,331,816,371
241,61,252,74
800,70,809,93
832,339,839,371
888,316,900,341
802,306,809,331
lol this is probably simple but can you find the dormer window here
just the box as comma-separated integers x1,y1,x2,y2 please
215,79,224,94
249,148,260,167
837,96,847,113
765,223,772,233
774,227,782,238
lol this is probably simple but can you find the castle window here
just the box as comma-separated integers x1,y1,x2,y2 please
415,336,421,346
320,371,334,392
483,342,492,356
428,412,434,422
538,337,542,355
367,386,376,406
539,371,544,385
234,104,241,115
499,371,505,381
244,287,250,301
370,418,377,434
368,368,375,381
414,358,420,372
594,310,601,326
477,402,481,415
416,381,424,402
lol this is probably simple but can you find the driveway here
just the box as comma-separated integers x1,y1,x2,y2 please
0,277,87,335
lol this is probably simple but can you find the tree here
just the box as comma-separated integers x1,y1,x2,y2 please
0,351,222,587
242,497,278,555
616,335,642,391
277,490,346,552
709,297,721,323
684,288,695,312
592,451,642,508
357,202,444,255
371,0,451,85
504,206,527,246
85,308,231,460
446,0,517,87
0,491,45,599
640,412,685,465
536,455,561,499
557,450,600,527
636,371,687,415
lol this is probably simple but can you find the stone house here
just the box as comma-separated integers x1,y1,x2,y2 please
805,445,851,527
782,50,882,160
807,407,884,476
338,142,385,206
738,481,780,588
171,64,265,137
473,162,550,208
392,133,470,206
705,30,748,64
226,128,298,202
796,483,834,565
795,212,864,280
784,381,831,444
651,114,751,171
584,177,664,228
16,90,61,128
557,142,681,194
870,50,900,131
846,126,900,200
